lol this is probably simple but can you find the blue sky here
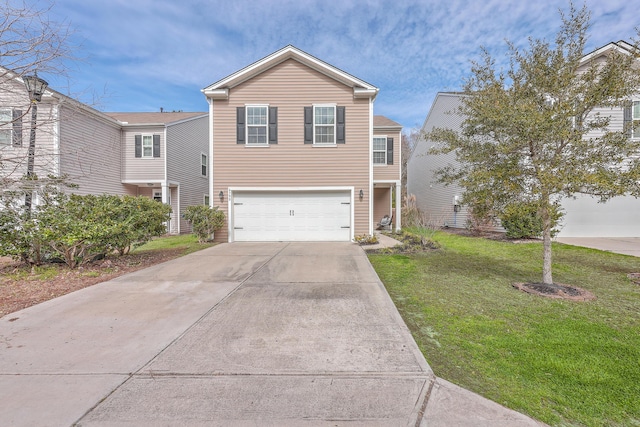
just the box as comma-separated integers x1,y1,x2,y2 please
45,0,639,130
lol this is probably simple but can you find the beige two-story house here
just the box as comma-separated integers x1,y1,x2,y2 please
202,45,402,242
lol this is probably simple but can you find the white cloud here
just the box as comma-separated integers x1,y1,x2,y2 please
48,0,640,127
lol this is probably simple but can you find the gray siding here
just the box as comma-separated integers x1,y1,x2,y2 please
407,93,470,228
166,115,209,233
58,104,125,196
121,126,165,182
0,78,58,185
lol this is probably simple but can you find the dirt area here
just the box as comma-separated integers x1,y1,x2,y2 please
0,250,186,318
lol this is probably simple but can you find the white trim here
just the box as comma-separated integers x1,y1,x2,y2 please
368,98,374,235
52,104,60,176
141,134,154,158
245,104,269,145
200,152,208,177
208,98,214,208
372,135,387,165
313,104,336,145
228,186,355,243
580,41,633,65
202,45,378,95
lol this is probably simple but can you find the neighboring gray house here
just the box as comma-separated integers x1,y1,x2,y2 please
408,41,640,237
106,112,209,234
0,69,208,234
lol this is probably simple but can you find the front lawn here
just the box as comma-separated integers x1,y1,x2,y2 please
368,229,640,427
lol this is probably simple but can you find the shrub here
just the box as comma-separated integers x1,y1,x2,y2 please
499,201,560,239
354,234,379,245
183,205,225,243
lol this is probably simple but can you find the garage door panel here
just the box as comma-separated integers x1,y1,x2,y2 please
233,191,351,242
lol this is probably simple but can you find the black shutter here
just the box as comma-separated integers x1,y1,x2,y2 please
237,107,245,144
134,135,142,158
304,106,313,144
336,106,345,144
624,101,633,138
269,106,277,144
153,134,160,157
386,137,394,165
12,109,22,147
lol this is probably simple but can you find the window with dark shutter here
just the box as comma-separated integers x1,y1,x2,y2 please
386,137,394,165
12,109,22,146
135,135,142,158
304,106,313,144
336,106,345,144
153,134,160,157
237,106,246,144
269,106,278,144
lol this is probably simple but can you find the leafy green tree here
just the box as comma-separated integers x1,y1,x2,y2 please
183,205,225,243
427,5,640,285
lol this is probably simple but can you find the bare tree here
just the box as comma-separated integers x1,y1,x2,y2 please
0,0,75,203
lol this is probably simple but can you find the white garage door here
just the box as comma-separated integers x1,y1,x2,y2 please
232,191,351,241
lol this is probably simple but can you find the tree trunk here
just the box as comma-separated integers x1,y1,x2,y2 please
541,202,553,285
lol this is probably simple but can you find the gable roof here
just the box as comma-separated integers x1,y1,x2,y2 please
106,112,207,126
202,45,378,100
580,40,637,64
373,115,402,129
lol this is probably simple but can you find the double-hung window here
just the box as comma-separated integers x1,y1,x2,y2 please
134,134,160,158
142,135,153,157
373,137,387,164
247,106,268,145
0,108,21,146
314,105,335,144
201,153,207,176
237,106,277,145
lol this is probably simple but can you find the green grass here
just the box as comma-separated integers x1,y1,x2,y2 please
133,234,214,254
369,229,640,427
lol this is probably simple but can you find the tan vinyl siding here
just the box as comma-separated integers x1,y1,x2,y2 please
212,59,371,241
166,115,209,233
373,126,402,181
121,126,165,182
58,105,125,196
373,187,391,223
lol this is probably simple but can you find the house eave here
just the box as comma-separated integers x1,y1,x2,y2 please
202,45,378,95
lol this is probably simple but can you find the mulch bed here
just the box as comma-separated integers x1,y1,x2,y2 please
512,282,596,301
628,273,640,285
0,249,185,318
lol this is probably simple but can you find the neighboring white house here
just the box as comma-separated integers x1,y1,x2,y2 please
0,68,208,234
408,41,640,238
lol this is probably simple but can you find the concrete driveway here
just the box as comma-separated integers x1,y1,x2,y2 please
555,237,640,257
0,242,544,426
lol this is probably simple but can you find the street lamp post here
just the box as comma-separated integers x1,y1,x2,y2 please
22,73,48,211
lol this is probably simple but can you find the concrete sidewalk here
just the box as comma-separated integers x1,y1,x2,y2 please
0,242,545,426
556,237,640,257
